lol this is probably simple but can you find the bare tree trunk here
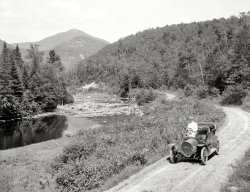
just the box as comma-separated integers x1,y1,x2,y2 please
199,51,205,84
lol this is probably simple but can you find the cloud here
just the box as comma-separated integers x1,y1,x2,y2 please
0,10,18,18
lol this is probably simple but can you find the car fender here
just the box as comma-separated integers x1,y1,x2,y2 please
197,144,212,155
168,143,180,152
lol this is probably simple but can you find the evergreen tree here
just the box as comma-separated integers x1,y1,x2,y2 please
10,54,24,100
28,44,43,78
13,44,24,70
47,50,64,71
0,42,12,96
22,64,30,89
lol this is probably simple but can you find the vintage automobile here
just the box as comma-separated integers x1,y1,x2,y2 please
169,122,220,165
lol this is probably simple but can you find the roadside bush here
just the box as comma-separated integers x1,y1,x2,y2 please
222,149,250,192
135,89,156,106
52,98,225,192
221,85,247,105
242,93,250,112
194,86,208,99
184,84,194,97
207,87,220,97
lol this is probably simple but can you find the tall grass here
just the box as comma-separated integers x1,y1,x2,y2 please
222,149,250,192
51,98,225,192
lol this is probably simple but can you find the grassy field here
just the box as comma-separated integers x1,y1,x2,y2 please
0,136,73,192
222,149,250,192
52,97,225,192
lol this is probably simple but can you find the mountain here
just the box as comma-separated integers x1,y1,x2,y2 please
11,29,109,70
0,39,5,49
53,35,110,66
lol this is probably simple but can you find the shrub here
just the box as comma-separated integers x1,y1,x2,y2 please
221,85,247,105
194,85,208,99
222,149,250,192
208,87,220,97
242,93,250,112
184,85,194,97
62,92,74,104
159,84,168,91
119,75,130,98
135,89,156,106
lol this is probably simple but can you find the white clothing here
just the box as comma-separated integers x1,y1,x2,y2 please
187,121,198,137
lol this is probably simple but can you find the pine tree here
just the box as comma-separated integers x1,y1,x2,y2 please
0,43,22,119
0,42,12,96
47,50,64,71
28,44,43,78
10,54,24,100
14,44,24,70
22,64,30,89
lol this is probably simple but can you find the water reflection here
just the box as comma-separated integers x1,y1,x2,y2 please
0,115,98,150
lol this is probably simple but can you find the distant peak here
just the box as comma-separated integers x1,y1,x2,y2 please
67,29,83,33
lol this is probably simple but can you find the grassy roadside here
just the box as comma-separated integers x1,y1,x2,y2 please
52,97,225,192
222,149,250,192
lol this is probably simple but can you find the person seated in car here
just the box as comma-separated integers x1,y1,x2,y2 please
186,117,198,137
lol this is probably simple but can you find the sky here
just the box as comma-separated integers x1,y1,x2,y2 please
0,0,250,44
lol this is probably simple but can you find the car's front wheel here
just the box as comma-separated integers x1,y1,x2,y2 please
200,147,208,165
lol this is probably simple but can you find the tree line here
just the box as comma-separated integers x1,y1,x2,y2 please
73,12,250,102
0,43,73,120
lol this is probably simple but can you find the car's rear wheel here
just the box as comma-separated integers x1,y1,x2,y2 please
200,147,208,165
215,141,220,155
170,148,178,163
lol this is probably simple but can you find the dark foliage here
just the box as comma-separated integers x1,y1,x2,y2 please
0,44,71,119
221,85,247,105
135,89,156,106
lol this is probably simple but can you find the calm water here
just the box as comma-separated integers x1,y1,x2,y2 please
0,115,98,150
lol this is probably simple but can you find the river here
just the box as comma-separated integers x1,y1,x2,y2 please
0,115,98,150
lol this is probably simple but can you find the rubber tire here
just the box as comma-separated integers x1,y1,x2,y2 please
215,141,220,155
200,147,208,165
170,148,178,163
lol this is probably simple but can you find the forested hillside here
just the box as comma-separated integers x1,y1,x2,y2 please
76,13,250,102
0,43,72,120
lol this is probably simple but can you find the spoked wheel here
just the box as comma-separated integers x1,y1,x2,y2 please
200,147,208,165
215,141,220,155
170,148,178,163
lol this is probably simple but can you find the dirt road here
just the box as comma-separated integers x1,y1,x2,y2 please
106,107,250,192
